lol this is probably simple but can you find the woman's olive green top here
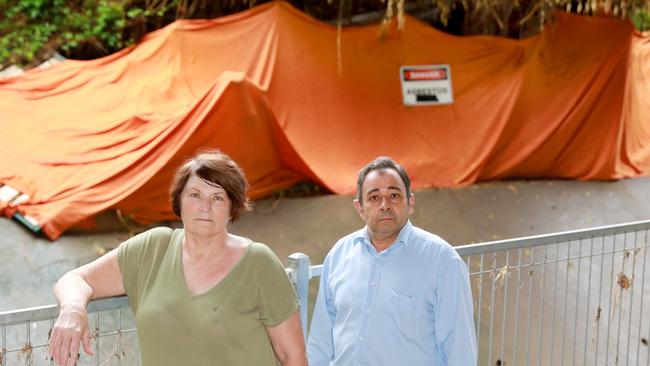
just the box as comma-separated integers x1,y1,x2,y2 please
117,227,299,365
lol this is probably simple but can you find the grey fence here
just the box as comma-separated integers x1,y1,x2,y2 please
0,297,137,366
2,220,649,365
455,220,650,366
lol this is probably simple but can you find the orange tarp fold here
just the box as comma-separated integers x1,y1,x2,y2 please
0,2,648,239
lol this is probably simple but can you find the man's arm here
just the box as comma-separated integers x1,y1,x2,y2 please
307,256,336,366
435,257,478,366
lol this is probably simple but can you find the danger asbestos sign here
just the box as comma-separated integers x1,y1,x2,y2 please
400,65,453,106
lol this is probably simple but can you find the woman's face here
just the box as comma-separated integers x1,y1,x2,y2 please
180,174,232,237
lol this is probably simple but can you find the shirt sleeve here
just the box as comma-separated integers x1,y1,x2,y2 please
435,256,478,366
307,252,337,366
255,243,299,327
117,227,172,312
117,231,147,307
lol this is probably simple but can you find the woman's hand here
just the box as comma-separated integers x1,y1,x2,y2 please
49,304,94,366
49,248,125,365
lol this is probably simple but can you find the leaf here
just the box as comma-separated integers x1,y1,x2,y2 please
617,273,631,290
127,8,144,18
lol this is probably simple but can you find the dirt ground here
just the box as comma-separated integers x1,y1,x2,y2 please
1,177,649,312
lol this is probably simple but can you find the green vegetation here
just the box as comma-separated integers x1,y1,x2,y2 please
1,0,649,69
0,0,175,68
632,8,650,31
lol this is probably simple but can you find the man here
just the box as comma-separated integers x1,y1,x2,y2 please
307,156,477,366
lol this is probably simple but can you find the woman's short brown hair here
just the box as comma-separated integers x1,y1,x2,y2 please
170,149,251,223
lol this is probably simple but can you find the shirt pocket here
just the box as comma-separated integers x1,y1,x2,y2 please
387,289,423,340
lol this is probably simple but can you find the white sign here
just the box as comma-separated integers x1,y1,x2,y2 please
400,65,453,106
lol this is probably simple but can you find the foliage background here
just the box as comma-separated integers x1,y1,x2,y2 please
0,0,649,69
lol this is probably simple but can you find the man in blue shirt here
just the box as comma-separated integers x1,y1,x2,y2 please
307,156,477,366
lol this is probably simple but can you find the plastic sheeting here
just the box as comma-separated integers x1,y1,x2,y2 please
0,2,648,239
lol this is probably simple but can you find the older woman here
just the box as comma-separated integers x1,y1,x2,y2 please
49,149,307,366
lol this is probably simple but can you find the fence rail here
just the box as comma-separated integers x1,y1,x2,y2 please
454,220,650,366
2,220,650,365
0,297,137,366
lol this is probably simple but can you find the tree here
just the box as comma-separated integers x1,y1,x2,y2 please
1,0,648,69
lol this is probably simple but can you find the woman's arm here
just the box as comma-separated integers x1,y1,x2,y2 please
49,249,125,366
266,311,307,366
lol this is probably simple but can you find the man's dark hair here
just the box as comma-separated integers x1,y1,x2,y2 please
356,156,411,203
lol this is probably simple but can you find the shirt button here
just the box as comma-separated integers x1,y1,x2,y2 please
370,282,376,286
360,336,364,341
366,309,370,314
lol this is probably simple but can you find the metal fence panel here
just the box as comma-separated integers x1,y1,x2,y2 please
455,221,650,366
0,302,138,366
2,220,649,365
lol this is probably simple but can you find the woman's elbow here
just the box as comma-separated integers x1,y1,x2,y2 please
279,348,308,366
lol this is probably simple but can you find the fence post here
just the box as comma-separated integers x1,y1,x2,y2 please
288,253,310,340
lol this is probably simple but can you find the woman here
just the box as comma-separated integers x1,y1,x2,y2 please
49,149,307,366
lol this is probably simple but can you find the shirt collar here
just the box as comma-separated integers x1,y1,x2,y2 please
353,220,413,249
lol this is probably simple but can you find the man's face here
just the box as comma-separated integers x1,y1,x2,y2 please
354,168,414,244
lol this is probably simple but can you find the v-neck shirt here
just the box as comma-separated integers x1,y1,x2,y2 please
117,227,299,365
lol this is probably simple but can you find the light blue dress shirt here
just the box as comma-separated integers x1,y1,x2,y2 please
307,221,477,366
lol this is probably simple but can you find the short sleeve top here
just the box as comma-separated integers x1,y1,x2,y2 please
117,227,299,365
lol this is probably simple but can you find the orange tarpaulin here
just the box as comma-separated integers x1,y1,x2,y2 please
0,2,648,239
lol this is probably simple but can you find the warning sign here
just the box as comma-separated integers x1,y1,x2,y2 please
400,65,453,106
